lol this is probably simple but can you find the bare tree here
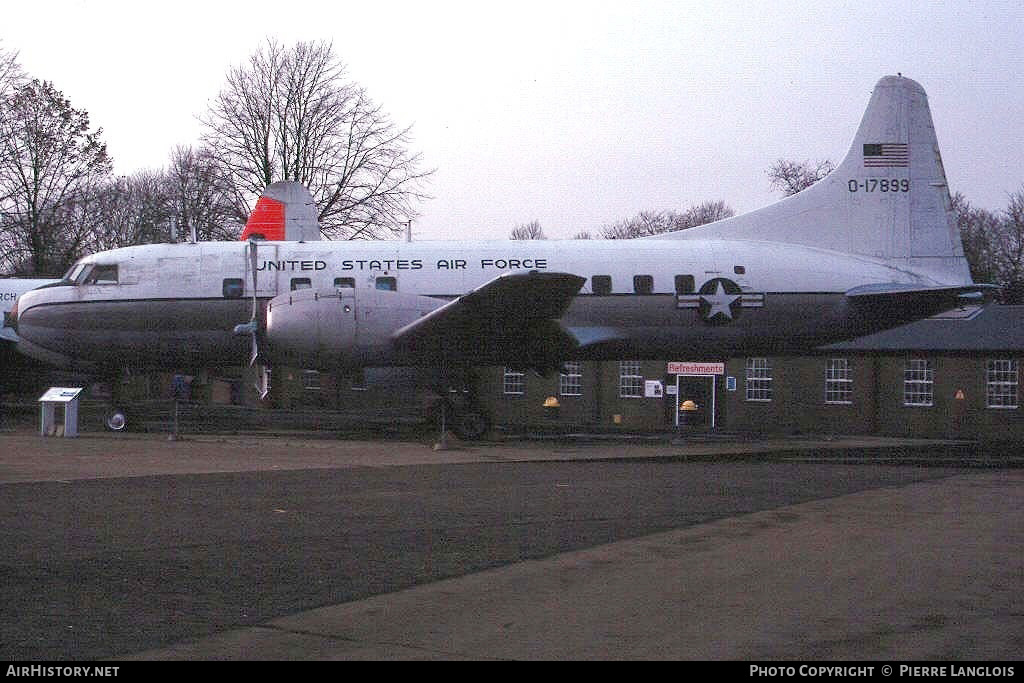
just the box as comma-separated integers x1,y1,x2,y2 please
165,146,242,241
678,200,735,228
767,159,835,196
0,41,24,100
201,39,433,240
953,192,1000,287
0,79,112,275
953,189,1024,303
0,43,24,219
509,220,546,240
600,201,735,239
601,210,675,239
86,172,171,251
995,188,1024,303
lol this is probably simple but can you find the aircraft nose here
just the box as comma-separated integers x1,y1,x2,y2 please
12,289,105,372
13,291,63,351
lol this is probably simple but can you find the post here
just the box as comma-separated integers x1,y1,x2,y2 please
40,402,55,436
168,398,179,441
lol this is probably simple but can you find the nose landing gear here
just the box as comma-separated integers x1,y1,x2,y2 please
104,407,128,432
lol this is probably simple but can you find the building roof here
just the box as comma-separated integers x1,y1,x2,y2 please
823,305,1024,353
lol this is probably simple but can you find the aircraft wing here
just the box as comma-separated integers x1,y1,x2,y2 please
392,271,586,371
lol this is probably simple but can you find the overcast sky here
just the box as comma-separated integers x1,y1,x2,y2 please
5,0,1023,240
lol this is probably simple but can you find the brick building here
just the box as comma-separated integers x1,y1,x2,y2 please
474,306,1023,441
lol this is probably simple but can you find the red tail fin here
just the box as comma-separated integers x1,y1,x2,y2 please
240,182,320,241
241,196,286,241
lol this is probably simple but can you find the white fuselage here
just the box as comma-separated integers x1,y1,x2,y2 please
18,237,930,303
10,236,946,374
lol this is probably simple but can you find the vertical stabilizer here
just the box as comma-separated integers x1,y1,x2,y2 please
240,181,321,242
650,76,972,286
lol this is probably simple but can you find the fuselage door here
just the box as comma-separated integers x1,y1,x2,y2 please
248,243,280,298
337,283,357,353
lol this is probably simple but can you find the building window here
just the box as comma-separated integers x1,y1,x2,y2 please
302,370,321,391
903,358,934,406
825,358,853,404
349,368,367,391
560,361,582,396
986,359,1019,409
633,275,653,295
591,275,612,296
619,361,643,398
503,367,525,395
290,277,312,291
745,357,773,401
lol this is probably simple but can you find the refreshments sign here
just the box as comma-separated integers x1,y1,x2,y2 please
667,362,724,376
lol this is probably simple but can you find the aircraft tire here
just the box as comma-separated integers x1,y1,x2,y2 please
105,408,128,432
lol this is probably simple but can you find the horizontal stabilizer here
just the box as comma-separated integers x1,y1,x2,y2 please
845,282,997,326
845,283,997,299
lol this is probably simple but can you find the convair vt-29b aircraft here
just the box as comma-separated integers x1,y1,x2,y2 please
9,76,989,413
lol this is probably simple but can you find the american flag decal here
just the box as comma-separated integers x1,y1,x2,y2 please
863,143,909,167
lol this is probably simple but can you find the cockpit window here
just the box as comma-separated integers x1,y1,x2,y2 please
82,265,118,285
63,263,88,283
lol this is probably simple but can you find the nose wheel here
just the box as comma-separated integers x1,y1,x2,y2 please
104,407,128,432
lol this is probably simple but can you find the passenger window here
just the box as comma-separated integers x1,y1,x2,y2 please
222,278,244,298
591,275,612,296
675,274,695,294
290,277,312,291
83,265,118,285
334,277,355,289
633,275,653,295
734,265,746,275
376,276,397,291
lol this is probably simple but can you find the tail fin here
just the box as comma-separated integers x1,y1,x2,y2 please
240,181,321,242
650,75,972,286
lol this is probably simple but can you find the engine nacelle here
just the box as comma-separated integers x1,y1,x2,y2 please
265,287,444,368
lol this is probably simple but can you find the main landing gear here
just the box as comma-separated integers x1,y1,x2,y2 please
430,369,490,443
448,406,489,441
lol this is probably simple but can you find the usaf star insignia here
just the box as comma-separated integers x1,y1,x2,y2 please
676,277,764,324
